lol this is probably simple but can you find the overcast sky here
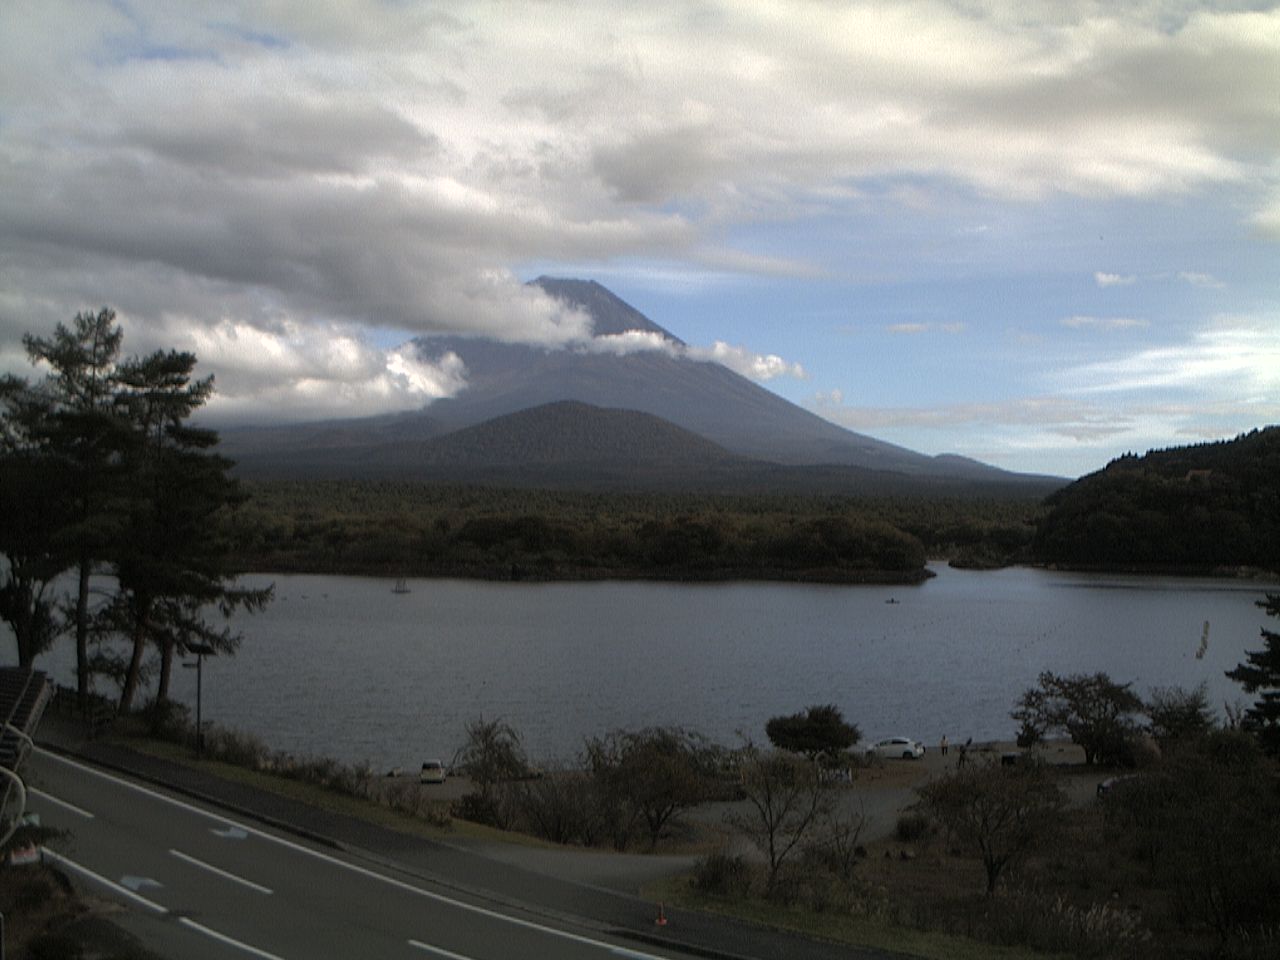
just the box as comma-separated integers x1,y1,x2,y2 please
2,1,1276,478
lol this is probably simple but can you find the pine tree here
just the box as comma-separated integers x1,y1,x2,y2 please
22,309,131,699
0,375,73,665
105,349,271,712
1226,595,1280,755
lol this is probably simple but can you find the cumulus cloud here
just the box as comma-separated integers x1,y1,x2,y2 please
576,328,806,382
687,342,807,381
0,0,1277,424
178,316,468,423
578,330,680,358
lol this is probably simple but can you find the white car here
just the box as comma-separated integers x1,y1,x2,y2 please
867,737,926,760
419,760,447,784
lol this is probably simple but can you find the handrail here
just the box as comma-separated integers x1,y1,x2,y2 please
0,765,27,848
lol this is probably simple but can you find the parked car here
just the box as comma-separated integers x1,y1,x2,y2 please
419,760,447,784
867,737,926,760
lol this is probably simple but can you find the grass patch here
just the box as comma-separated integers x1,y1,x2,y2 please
644,875,1070,960
110,733,557,848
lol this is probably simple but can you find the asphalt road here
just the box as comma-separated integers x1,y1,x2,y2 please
28,748,705,960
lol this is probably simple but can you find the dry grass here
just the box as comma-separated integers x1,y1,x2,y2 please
644,873,1067,960
113,733,558,847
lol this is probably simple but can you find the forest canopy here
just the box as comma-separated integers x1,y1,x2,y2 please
1032,428,1280,573
223,481,1047,584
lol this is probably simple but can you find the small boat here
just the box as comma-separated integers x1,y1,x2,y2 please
392,578,410,595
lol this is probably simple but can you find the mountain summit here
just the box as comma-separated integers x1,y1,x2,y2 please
415,277,1000,477
222,278,1058,491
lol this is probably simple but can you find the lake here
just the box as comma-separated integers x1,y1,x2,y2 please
34,564,1275,771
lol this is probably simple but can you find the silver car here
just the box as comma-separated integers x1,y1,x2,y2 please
867,737,926,759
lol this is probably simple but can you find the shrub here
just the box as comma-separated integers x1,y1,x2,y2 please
145,697,192,740
29,933,85,960
895,811,932,843
284,756,375,798
984,891,1149,957
381,780,451,829
451,790,514,829
202,724,272,769
10,873,54,911
690,852,754,898
513,770,604,846
807,809,867,882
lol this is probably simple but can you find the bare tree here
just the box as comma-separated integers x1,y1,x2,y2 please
457,717,527,797
585,726,713,849
918,758,1064,895
726,745,830,895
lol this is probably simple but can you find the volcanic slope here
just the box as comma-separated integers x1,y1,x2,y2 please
222,278,1060,492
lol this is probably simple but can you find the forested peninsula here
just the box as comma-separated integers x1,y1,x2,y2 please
1032,427,1280,575
227,482,1046,585
228,428,1280,584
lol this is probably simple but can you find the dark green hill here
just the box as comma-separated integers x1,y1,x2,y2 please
416,400,733,467
1032,427,1280,573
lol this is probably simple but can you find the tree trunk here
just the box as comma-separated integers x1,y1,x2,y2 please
118,611,149,713
76,558,91,705
11,582,36,667
156,639,174,704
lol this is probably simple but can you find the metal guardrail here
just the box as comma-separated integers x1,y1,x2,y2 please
0,668,54,849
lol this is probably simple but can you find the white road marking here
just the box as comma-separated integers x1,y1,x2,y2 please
28,787,95,819
120,875,164,892
42,847,288,959
40,848,166,914
212,825,250,840
176,918,289,960
170,848,274,895
36,748,678,960
408,940,478,959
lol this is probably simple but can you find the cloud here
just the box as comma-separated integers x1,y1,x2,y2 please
1095,271,1136,287
811,312,1280,476
688,341,807,381
1252,193,1280,239
887,322,966,335
178,316,468,423
1177,271,1224,288
1,1,1277,423
811,388,1280,477
579,330,679,358
577,328,806,382
1058,314,1280,398
1060,315,1149,330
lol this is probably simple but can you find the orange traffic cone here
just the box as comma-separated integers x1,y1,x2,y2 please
655,903,668,926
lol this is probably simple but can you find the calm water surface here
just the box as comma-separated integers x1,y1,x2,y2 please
37,564,1273,770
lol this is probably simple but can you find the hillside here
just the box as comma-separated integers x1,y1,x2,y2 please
416,400,733,467
1032,427,1280,573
